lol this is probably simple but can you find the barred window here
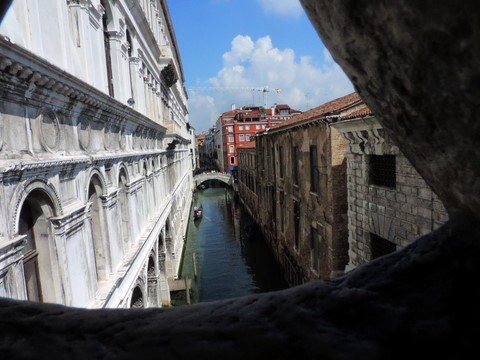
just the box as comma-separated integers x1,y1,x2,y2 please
279,191,285,232
294,201,300,250
279,146,284,178
369,155,396,188
292,146,299,185
370,233,396,259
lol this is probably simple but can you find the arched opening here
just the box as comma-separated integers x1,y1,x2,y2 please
87,174,108,282
147,255,158,307
130,286,144,308
101,0,114,97
126,27,135,103
18,190,58,303
147,256,155,278
126,28,133,57
118,168,130,249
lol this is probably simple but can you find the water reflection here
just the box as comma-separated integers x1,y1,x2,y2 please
174,187,288,305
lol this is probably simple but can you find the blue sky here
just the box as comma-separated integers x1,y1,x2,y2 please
168,0,354,133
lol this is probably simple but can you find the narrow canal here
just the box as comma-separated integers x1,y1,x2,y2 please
173,185,288,305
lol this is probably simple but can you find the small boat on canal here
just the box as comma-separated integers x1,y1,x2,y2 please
193,205,203,220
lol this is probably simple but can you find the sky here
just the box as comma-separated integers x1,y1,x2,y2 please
168,0,354,133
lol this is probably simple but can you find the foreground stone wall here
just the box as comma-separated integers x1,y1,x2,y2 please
1,0,480,358
254,117,348,285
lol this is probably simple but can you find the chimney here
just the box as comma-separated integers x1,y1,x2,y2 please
231,103,236,111
271,105,275,116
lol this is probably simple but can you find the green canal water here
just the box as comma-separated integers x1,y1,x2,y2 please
173,186,288,305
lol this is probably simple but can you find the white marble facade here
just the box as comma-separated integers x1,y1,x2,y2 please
0,0,195,308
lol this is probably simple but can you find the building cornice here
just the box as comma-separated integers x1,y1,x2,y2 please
330,116,399,155
0,36,167,134
159,0,185,84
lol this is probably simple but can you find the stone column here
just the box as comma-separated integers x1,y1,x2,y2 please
106,30,126,102
101,190,122,274
128,57,141,110
157,228,171,306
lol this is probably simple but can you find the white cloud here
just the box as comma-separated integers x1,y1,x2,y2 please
188,35,354,132
187,94,219,131
222,35,254,65
257,0,304,18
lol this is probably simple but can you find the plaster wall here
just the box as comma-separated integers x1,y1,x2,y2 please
255,121,348,285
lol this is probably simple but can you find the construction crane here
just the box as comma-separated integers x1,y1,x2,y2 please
188,86,281,108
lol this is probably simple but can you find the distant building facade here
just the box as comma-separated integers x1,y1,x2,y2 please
196,132,206,166
217,104,301,174
213,126,224,171
0,0,194,308
204,127,216,166
331,109,448,270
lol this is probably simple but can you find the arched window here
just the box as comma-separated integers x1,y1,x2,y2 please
101,0,114,97
126,28,135,103
18,191,58,303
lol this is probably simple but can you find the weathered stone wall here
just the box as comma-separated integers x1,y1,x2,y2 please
255,120,348,285
332,117,448,269
347,151,448,267
237,148,258,218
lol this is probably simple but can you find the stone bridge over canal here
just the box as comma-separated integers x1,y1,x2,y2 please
193,172,232,187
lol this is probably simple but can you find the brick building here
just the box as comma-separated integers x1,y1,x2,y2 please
216,104,301,175
250,93,363,286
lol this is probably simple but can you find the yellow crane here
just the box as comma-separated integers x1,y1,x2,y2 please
188,86,281,108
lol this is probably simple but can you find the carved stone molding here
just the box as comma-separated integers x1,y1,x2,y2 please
103,121,112,150
332,117,400,156
148,130,155,149
107,30,123,42
0,111,3,152
119,127,127,150
141,129,148,150
67,0,88,7
77,116,91,151
129,56,141,65
37,108,61,153
133,127,143,150
10,178,63,237
161,63,178,88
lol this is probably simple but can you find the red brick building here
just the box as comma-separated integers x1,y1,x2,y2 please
217,104,301,175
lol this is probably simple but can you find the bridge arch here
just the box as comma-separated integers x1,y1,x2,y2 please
193,172,232,188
